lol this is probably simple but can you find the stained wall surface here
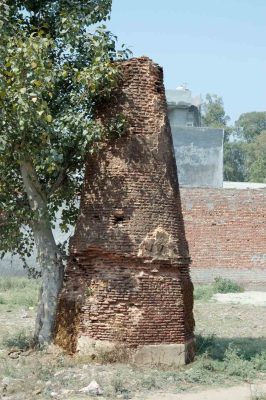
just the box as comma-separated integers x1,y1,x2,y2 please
171,127,224,188
55,57,195,358
180,187,266,287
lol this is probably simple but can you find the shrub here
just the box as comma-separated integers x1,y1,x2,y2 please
194,277,244,301
2,330,34,350
194,285,214,301
222,345,255,379
213,277,244,293
0,277,31,291
0,277,40,308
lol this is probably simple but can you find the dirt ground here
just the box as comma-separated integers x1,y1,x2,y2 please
195,297,266,339
0,290,265,400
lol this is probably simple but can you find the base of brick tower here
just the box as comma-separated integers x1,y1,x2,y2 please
77,337,195,366
55,254,195,366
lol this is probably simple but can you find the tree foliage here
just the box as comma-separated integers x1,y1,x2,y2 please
0,0,129,265
0,0,130,344
202,94,266,183
236,112,266,143
201,93,231,141
202,93,230,127
245,131,266,183
223,141,247,182
234,112,266,183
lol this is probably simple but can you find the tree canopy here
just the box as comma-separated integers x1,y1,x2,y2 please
236,111,266,143
202,94,230,127
0,0,129,344
234,112,266,182
0,0,128,265
201,93,231,141
202,94,266,183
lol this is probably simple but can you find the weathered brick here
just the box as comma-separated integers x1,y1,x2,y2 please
54,57,195,356
180,187,266,287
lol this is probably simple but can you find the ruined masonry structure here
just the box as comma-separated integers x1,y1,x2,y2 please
55,57,195,365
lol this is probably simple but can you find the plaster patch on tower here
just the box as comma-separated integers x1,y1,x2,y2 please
138,227,179,261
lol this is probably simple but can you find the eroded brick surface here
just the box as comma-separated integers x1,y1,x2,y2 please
55,57,194,353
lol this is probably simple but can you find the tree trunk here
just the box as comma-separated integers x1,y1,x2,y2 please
20,161,64,346
33,220,64,346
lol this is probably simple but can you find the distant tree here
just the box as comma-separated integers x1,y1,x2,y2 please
245,131,266,183
202,94,230,130
201,95,266,183
0,0,129,346
223,142,248,182
201,94,246,181
236,112,266,143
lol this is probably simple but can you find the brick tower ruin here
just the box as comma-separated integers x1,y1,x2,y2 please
55,57,195,366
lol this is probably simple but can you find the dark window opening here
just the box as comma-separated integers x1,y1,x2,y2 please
93,215,100,221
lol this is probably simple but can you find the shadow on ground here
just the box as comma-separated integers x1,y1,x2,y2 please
196,334,266,361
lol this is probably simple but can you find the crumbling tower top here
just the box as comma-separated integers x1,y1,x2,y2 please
71,57,190,265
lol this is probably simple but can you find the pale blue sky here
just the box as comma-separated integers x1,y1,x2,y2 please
108,0,266,123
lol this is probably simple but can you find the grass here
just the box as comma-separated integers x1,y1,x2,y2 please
0,277,34,291
0,277,40,309
194,277,244,301
0,276,264,399
2,329,34,350
195,334,266,380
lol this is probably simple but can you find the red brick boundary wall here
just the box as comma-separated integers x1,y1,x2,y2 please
55,57,195,365
180,188,266,288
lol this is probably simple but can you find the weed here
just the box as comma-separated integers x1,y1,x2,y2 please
213,277,244,293
110,374,127,393
194,285,214,301
252,393,266,400
222,345,255,379
86,287,94,297
0,277,38,291
96,343,131,364
196,334,216,354
140,373,162,390
253,351,266,372
194,276,244,301
0,277,39,308
2,330,34,350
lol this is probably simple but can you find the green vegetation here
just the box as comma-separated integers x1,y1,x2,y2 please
0,277,39,309
213,277,244,293
2,329,33,350
201,93,231,140
0,276,38,291
0,277,265,398
202,96,266,183
194,277,244,301
0,0,130,345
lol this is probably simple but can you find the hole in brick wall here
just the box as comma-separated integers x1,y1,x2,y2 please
155,81,163,93
113,210,125,225
93,215,100,221
113,215,124,225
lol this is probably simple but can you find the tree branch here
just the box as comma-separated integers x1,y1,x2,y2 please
48,167,67,197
